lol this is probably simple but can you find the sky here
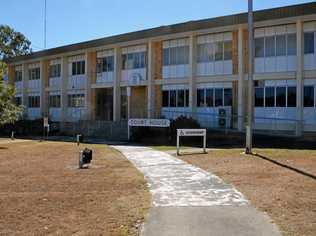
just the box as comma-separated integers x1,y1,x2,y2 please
1,0,314,51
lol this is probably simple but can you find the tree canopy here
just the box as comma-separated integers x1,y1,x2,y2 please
0,25,32,125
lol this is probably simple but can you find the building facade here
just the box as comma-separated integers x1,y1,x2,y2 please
6,3,316,135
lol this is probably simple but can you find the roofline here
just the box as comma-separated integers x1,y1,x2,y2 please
6,1,316,64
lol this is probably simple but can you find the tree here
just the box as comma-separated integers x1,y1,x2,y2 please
0,81,23,125
0,25,32,125
0,24,32,79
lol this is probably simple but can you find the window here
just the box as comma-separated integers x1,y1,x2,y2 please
14,70,22,82
224,88,232,106
304,32,315,54
265,87,275,107
255,87,264,107
287,34,297,56
72,61,85,75
49,95,61,108
67,94,85,107
276,35,286,56
223,41,232,60
197,43,214,63
122,52,146,70
214,42,223,61
15,97,22,106
197,89,205,107
49,64,61,78
265,36,275,57
287,86,296,107
215,88,223,107
163,46,189,66
97,56,114,73
28,96,40,108
162,91,169,107
177,90,185,107
304,86,314,107
255,38,264,57
276,87,286,107
185,90,189,107
29,68,40,80
205,88,214,107
169,90,177,107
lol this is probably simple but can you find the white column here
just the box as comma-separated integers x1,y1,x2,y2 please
147,41,155,118
113,47,121,121
189,35,197,113
40,60,48,117
22,63,29,116
237,27,244,131
296,20,304,136
85,52,92,120
60,56,68,123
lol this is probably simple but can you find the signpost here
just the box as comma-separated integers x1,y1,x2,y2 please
176,129,207,156
127,118,170,140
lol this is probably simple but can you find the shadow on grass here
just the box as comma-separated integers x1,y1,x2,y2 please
0,147,8,150
254,153,316,181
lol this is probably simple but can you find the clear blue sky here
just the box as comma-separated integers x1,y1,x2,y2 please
1,0,314,51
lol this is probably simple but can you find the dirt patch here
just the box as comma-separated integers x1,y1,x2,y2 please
180,148,316,236
0,141,150,235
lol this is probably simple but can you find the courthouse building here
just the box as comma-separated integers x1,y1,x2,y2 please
6,2,316,135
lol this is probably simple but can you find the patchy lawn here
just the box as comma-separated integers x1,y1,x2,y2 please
0,140,150,236
177,148,316,236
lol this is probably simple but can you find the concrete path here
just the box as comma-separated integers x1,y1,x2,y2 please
112,146,281,236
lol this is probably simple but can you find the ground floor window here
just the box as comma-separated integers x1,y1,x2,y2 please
304,86,315,107
197,88,232,107
49,95,61,108
15,97,22,106
255,86,297,108
67,94,85,107
28,96,40,108
162,89,189,108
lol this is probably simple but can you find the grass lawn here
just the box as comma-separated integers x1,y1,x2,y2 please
0,140,150,235
176,148,316,236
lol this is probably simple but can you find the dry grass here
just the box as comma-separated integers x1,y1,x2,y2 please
180,148,316,236
0,140,150,236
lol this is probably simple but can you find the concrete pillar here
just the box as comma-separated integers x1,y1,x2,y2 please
40,60,49,117
147,41,155,118
189,35,197,113
60,56,68,124
22,63,29,112
85,51,97,120
296,20,304,136
237,27,245,131
113,47,121,121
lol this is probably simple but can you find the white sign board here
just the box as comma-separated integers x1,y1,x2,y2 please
128,119,170,127
177,129,206,137
43,117,49,127
176,129,207,156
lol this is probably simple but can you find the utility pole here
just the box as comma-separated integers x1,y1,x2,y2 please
44,0,47,49
246,0,254,154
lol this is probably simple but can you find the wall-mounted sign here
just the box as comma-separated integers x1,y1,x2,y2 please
128,119,170,127
128,73,143,85
43,117,49,127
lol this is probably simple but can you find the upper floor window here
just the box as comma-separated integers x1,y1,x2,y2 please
163,46,189,66
68,94,85,107
14,70,22,82
29,68,40,80
122,52,146,70
304,32,315,54
49,64,61,78
72,61,85,75
97,56,114,73
255,33,297,58
197,41,232,63
49,95,61,108
28,96,40,108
